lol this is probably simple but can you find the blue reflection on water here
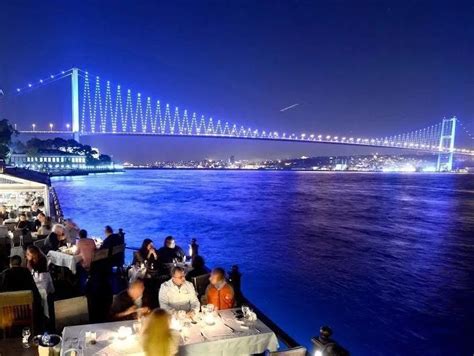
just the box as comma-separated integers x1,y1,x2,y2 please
52,171,474,355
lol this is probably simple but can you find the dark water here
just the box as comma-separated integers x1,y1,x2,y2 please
52,170,474,355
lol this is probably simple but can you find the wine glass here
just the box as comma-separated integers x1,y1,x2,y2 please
22,327,31,348
241,305,250,318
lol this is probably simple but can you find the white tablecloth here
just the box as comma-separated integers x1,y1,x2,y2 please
61,309,279,356
47,250,82,274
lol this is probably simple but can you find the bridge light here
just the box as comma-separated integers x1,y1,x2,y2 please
50,75,54,78
334,136,338,141
32,124,36,131
310,134,315,139
66,123,70,130
318,135,322,139
326,135,331,140
39,79,43,83
49,123,53,131
61,71,65,74
16,88,20,92
28,83,32,87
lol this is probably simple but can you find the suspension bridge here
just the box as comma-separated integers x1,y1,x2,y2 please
6,68,474,171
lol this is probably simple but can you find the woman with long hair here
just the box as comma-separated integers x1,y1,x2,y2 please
26,245,48,273
141,308,178,356
133,238,159,269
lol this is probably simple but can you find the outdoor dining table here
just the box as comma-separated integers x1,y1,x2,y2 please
61,308,279,356
47,249,83,274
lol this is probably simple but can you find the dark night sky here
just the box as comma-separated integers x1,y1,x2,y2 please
0,0,473,162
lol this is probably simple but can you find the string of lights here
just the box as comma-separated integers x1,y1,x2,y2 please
9,67,474,155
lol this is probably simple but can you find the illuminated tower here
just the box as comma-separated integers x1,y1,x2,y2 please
71,67,80,141
436,117,457,172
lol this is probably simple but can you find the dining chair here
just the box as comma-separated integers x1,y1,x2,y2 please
92,248,109,262
33,238,46,250
54,296,89,332
0,226,8,238
0,290,34,339
192,273,211,300
11,230,22,246
268,346,308,355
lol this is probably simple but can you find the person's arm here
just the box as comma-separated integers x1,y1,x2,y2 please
110,294,136,319
158,284,173,312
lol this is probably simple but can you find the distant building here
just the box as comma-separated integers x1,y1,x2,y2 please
9,151,86,171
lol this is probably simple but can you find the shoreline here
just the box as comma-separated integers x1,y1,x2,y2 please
123,167,472,174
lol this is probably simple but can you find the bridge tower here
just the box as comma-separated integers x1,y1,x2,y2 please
436,117,457,172
71,67,80,142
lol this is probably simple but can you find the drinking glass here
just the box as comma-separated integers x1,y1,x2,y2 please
67,242,72,248
22,327,31,348
241,305,250,318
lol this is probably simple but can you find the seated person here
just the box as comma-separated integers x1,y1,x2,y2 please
0,255,41,300
64,218,80,245
36,216,52,236
158,236,185,264
30,203,42,217
133,238,159,270
0,205,9,221
205,268,235,310
186,255,210,281
3,211,18,224
16,213,30,230
0,255,43,330
158,266,200,317
43,224,68,253
100,225,125,266
75,229,96,270
110,279,150,321
141,308,179,356
26,245,48,274
34,212,46,231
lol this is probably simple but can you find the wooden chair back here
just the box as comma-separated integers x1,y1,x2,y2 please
192,273,211,300
0,291,33,335
54,296,89,332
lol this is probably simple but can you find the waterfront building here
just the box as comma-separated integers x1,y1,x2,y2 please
10,151,87,172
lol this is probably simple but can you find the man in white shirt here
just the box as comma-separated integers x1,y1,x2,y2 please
159,266,200,317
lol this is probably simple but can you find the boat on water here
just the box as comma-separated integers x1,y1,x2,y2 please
0,168,348,356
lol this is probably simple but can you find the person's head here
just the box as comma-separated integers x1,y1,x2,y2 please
19,213,27,221
52,224,65,236
31,203,38,211
9,211,16,219
128,278,145,301
37,212,46,223
26,245,42,262
105,225,113,236
209,267,226,286
192,255,205,269
164,236,175,249
79,229,88,239
141,238,154,252
9,255,22,267
65,219,77,228
0,205,6,213
171,266,186,286
142,308,172,356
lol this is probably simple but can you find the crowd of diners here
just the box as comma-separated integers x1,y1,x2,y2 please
0,204,238,356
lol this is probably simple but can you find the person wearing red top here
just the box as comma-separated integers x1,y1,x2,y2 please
205,268,235,310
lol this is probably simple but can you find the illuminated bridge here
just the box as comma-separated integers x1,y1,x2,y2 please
8,68,474,171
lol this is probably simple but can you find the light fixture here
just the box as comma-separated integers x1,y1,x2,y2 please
311,326,349,356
